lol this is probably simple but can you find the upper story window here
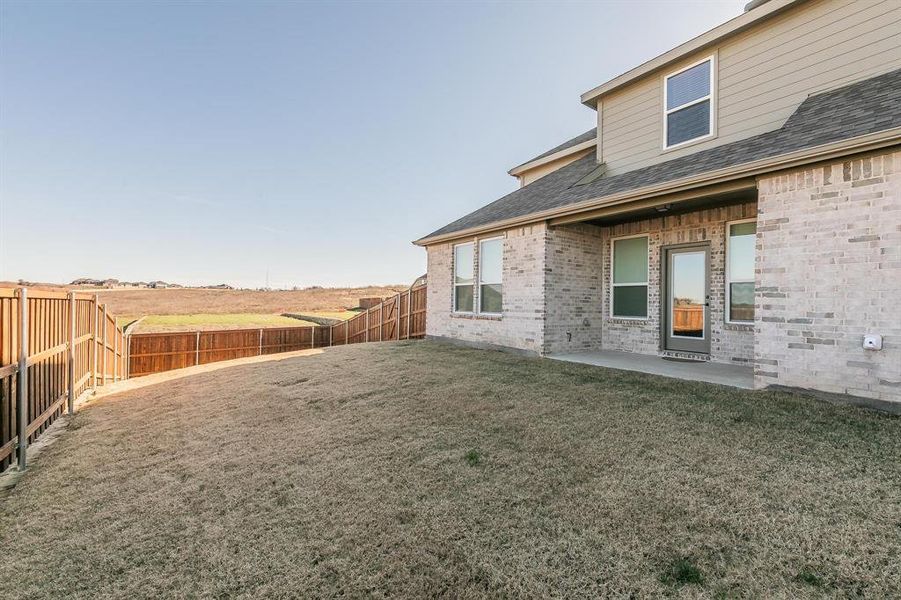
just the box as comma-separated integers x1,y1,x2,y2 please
453,242,474,313
478,238,503,314
664,56,714,149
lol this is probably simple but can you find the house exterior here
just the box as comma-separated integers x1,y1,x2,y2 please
414,0,901,404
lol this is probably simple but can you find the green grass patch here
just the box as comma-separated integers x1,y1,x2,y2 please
465,449,482,466
796,568,825,587
133,313,317,332
660,556,705,587
301,310,361,321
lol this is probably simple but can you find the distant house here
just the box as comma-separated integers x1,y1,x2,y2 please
148,281,169,289
71,277,102,286
415,0,901,403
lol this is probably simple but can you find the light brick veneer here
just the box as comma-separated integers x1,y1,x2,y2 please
543,223,604,354
598,203,758,364
426,224,546,353
755,151,901,401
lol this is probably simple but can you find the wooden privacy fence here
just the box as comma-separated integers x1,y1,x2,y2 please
129,284,428,377
672,305,704,334
0,288,126,472
329,283,426,345
128,326,330,376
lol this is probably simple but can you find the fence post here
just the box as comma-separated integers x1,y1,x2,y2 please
101,304,108,385
311,327,315,349
365,310,370,343
329,324,333,347
259,329,263,355
113,326,118,382
195,331,201,365
67,292,76,414
125,333,131,379
92,296,99,392
379,302,383,341
16,288,28,470
406,289,412,339
396,293,401,340
345,320,349,345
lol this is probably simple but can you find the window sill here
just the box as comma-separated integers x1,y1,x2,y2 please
451,312,502,321
607,316,651,325
662,132,716,154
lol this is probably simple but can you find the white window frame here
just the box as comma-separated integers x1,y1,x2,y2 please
452,241,474,314
609,233,650,320
725,218,756,324
477,236,504,315
663,54,716,151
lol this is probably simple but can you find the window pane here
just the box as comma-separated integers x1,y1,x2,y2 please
666,60,711,109
454,244,473,284
730,222,756,237
729,282,754,322
480,284,502,313
613,285,648,318
479,239,502,284
671,252,705,338
729,223,756,281
666,100,710,147
455,285,473,312
613,237,648,284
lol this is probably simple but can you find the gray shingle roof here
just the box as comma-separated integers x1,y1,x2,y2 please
422,68,901,242
511,128,597,170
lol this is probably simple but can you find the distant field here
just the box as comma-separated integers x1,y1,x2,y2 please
125,313,318,333
90,286,404,319
1,283,404,331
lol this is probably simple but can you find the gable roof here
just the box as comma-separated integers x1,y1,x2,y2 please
417,69,901,245
580,0,804,107
509,128,597,174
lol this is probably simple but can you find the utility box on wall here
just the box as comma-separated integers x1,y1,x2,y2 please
863,334,883,351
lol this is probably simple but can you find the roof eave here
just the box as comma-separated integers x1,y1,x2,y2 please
413,127,901,247
580,0,805,107
507,140,597,177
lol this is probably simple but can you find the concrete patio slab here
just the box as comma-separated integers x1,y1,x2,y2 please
549,350,754,389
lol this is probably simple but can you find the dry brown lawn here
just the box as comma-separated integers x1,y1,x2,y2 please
1,341,899,598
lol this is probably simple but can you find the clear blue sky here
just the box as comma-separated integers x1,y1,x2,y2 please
1,0,745,288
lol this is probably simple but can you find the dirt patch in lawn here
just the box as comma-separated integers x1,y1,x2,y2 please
1,342,898,598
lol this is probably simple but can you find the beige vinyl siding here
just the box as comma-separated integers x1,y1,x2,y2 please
518,149,594,187
600,0,901,176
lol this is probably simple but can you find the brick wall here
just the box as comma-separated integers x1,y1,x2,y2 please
755,151,901,401
543,223,604,354
425,224,546,354
598,202,758,364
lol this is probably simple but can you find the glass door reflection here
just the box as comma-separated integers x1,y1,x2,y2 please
670,251,705,339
